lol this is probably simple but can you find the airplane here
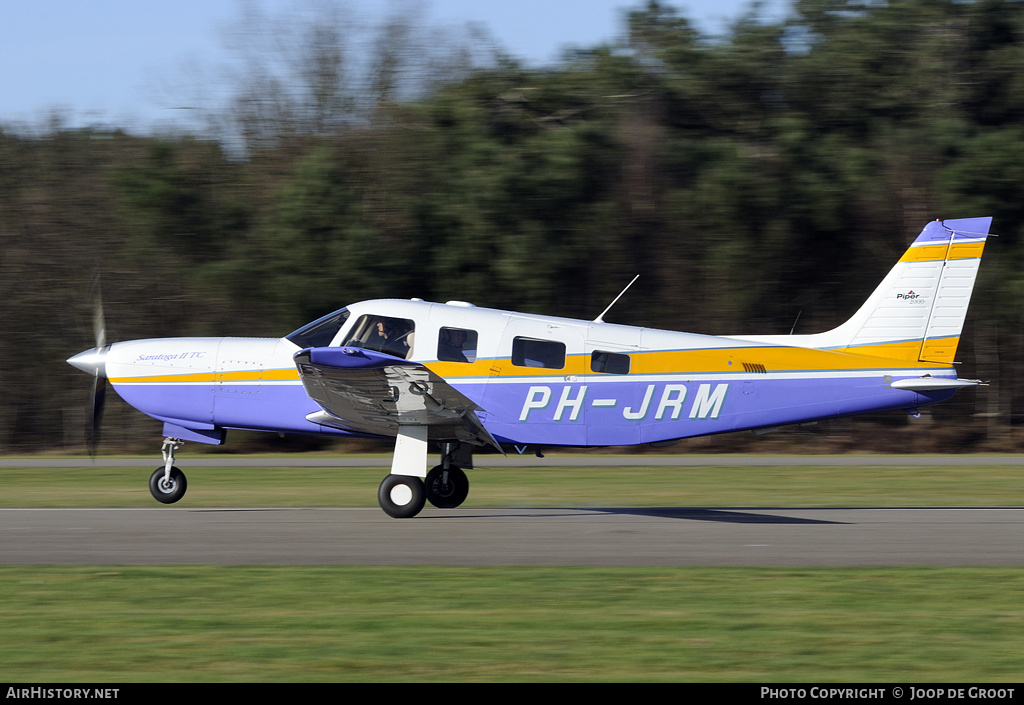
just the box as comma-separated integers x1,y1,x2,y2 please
67,217,992,518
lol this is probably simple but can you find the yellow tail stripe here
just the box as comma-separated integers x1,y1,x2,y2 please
899,241,985,262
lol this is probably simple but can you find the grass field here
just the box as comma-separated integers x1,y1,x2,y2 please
2,566,1023,682
2,460,1023,508
1,458,1022,682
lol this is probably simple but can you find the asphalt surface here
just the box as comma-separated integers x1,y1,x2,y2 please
3,456,1021,566
3,454,1024,467
3,506,1023,566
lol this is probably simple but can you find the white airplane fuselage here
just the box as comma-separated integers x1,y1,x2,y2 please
95,299,960,448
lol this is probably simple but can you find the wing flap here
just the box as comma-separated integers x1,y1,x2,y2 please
294,347,499,449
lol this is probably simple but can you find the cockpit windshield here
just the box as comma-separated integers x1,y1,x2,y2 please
285,308,350,348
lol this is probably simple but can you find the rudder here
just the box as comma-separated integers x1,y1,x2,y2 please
916,217,991,362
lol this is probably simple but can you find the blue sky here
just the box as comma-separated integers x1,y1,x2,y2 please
0,0,789,130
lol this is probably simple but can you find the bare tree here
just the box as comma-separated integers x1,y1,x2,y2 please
174,0,498,151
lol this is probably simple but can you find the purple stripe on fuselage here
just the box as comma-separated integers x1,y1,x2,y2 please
461,376,948,446
112,373,954,447
113,381,330,435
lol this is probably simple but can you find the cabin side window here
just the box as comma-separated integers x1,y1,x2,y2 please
511,337,565,369
438,327,478,363
345,315,416,359
591,350,631,375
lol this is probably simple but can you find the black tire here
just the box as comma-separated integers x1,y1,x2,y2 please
378,474,426,518
424,464,469,509
149,466,187,504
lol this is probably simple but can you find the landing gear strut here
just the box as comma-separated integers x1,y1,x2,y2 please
150,438,187,504
378,433,474,518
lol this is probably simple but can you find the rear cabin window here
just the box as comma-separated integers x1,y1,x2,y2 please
438,327,478,363
512,337,565,369
345,315,415,360
591,350,631,375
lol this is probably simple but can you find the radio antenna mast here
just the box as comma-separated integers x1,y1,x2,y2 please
594,274,640,323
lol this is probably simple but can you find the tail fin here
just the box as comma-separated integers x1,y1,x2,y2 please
817,217,992,362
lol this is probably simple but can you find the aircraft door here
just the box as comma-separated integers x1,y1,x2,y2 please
480,317,588,446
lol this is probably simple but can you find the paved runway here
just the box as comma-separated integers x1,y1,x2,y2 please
3,455,1023,467
3,506,1023,566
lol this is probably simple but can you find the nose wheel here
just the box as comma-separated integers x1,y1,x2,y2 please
149,466,187,503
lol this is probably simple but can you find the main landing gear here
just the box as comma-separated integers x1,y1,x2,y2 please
425,464,469,509
378,474,426,518
149,438,187,504
377,431,472,518
146,432,472,517
377,464,469,518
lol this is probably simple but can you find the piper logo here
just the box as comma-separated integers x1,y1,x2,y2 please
896,289,927,305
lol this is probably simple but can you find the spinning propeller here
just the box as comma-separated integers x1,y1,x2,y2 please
67,281,109,456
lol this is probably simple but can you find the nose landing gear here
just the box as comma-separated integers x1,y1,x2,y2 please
149,438,187,504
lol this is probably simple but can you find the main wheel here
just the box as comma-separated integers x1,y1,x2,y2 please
425,464,469,509
378,474,426,518
149,466,187,504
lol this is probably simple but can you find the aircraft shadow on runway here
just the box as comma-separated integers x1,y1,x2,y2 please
590,507,845,524
422,507,846,523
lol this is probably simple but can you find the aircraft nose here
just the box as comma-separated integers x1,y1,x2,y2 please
67,346,109,378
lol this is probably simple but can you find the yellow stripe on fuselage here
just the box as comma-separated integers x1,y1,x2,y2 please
109,368,301,384
428,341,951,379
110,338,956,385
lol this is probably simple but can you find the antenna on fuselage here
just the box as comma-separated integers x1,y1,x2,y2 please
593,274,640,323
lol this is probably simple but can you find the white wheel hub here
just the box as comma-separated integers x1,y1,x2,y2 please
389,483,413,506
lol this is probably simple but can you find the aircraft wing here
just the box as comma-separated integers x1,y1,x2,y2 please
293,347,500,449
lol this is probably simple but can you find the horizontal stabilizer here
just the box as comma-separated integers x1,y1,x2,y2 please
890,377,982,391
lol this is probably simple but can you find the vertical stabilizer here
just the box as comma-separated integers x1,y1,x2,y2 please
740,218,993,362
825,217,992,362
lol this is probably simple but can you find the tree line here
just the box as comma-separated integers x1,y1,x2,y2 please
3,0,1024,452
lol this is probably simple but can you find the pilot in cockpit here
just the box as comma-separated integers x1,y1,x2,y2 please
373,318,413,359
